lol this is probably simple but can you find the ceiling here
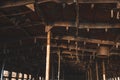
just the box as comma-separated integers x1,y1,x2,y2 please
0,0,120,79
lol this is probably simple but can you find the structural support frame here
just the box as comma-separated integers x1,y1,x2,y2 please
96,61,99,80
102,60,106,80
45,26,51,80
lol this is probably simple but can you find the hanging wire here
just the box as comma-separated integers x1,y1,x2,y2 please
75,0,80,62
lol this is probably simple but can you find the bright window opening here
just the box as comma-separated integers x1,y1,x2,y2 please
24,74,27,79
19,73,22,78
29,74,31,79
4,70,9,77
11,78,16,80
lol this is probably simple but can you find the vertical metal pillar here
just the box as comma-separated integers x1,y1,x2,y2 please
1,45,6,80
45,31,51,80
86,71,88,80
57,51,60,80
102,60,106,80
87,70,90,80
1,61,5,80
89,67,92,80
51,56,54,80
96,61,99,80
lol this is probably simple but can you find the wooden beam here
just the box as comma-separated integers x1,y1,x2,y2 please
0,0,119,8
62,55,76,59
66,0,119,3
0,0,59,9
4,35,120,51
53,22,120,29
25,4,35,11
0,11,32,18
1,20,120,30
45,36,120,46
50,43,96,53
0,0,35,8
57,36,119,45
51,50,120,56
1,22,120,30
0,22,45,30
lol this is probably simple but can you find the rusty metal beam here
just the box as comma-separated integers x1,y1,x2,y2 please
7,35,118,47
45,36,120,46
50,43,96,53
0,11,32,18
51,50,120,56
1,22,120,30
3,35,120,52
0,0,35,8
53,22,120,29
0,0,119,8
0,0,60,9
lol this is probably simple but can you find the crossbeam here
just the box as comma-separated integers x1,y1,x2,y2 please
37,36,120,46
0,0,119,8
1,22,120,30
50,43,96,53
51,50,120,56
53,22,120,29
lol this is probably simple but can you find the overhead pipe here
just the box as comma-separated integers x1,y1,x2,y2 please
45,30,51,80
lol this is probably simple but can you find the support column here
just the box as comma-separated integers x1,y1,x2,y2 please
89,67,92,80
0,60,5,80
51,56,54,80
102,60,106,80
57,50,60,80
87,70,90,80
86,71,88,80
45,30,51,80
96,62,99,80
1,45,6,80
